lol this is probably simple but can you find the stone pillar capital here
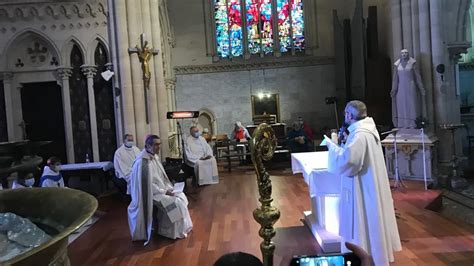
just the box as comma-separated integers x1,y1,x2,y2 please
165,78,176,90
447,41,471,61
0,72,14,82
56,67,73,80
81,65,97,78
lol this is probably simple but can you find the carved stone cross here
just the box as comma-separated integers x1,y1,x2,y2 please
128,33,159,124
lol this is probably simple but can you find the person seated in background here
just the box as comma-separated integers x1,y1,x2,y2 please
288,121,310,153
40,157,65,188
230,121,252,162
298,116,314,141
11,172,35,189
114,134,140,195
184,126,219,186
230,121,251,142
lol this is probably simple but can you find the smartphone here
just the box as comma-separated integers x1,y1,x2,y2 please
290,253,361,266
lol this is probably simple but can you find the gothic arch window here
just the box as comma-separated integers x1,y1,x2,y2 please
212,0,305,59
70,43,93,162
93,41,117,161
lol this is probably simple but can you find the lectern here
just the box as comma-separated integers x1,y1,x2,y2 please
291,151,342,253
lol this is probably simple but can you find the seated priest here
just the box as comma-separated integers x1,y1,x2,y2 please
40,157,65,188
287,121,310,153
184,126,219,186
114,133,140,195
128,135,193,244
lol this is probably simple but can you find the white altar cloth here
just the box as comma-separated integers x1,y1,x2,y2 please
291,151,342,253
61,161,114,172
291,152,340,196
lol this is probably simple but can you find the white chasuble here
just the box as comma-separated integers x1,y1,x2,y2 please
327,117,402,266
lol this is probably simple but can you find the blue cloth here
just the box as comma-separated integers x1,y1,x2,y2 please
39,174,63,187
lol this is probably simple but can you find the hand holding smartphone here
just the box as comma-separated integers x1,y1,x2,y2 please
290,253,361,266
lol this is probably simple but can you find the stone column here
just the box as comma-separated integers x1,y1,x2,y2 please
150,0,170,157
430,0,451,163
56,67,75,163
165,78,179,158
81,65,100,162
418,0,435,132
2,72,15,141
126,0,147,147
111,0,137,145
143,0,160,137
165,78,177,129
390,0,403,60
400,0,413,54
410,0,421,58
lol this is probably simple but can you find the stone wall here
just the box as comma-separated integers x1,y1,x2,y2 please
175,65,336,136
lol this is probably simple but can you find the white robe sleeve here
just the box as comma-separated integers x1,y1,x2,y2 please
185,140,200,164
327,133,366,177
113,150,126,179
204,140,213,156
152,181,168,196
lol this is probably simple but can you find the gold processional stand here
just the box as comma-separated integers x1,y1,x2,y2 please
250,123,280,266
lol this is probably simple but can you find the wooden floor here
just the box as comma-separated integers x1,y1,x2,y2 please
68,165,474,266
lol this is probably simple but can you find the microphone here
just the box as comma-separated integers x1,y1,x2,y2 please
381,128,399,136
338,123,348,145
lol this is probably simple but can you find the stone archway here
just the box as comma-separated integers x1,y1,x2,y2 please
197,108,217,136
1,30,61,142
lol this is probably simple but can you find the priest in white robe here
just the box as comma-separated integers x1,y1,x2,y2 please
325,100,401,266
128,135,193,245
185,126,219,186
114,134,140,194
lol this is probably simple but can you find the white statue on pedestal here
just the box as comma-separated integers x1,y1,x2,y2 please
391,49,426,128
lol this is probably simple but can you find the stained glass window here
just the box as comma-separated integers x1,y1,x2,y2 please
246,0,260,54
215,0,230,57
214,0,304,58
291,0,305,51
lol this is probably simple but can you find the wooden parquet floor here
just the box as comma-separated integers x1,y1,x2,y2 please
68,166,474,266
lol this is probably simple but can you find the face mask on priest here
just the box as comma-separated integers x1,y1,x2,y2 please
125,140,135,147
192,131,201,138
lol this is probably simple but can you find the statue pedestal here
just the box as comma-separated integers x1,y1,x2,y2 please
381,128,438,181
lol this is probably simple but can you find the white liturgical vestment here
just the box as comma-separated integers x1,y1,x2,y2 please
327,117,402,266
128,150,193,244
185,136,219,185
114,144,140,194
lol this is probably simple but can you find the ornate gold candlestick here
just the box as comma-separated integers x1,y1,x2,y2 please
250,123,280,266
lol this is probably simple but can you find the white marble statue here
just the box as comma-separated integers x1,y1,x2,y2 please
391,49,426,128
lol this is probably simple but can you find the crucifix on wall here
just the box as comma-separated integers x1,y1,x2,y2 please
128,33,159,124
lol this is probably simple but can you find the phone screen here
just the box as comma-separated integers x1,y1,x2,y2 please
290,253,360,266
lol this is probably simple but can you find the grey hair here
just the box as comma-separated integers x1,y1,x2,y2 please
345,100,367,120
